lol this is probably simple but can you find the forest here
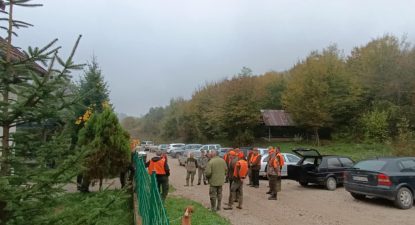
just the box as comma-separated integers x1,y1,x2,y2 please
122,35,415,148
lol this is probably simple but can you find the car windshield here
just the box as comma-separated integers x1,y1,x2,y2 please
172,144,184,147
354,160,387,171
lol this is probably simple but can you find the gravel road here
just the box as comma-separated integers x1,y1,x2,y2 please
167,155,415,225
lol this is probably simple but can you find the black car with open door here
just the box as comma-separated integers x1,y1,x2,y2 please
287,148,354,190
344,157,415,209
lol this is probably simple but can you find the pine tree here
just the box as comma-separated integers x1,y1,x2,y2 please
69,58,109,148
0,1,84,224
77,106,130,191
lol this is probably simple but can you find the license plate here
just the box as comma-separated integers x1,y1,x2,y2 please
352,176,368,182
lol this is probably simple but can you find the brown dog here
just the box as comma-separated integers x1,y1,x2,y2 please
181,206,194,225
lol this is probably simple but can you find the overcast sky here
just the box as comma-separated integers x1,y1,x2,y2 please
8,0,415,116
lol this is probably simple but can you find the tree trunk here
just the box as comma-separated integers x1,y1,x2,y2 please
99,178,103,191
1,122,10,176
1,0,14,177
314,127,320,146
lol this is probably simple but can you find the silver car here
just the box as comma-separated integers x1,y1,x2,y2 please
259,152,301,177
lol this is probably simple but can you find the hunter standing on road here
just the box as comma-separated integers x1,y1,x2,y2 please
266,149,281,200
198,150,209,185
247,148,254,186
224,152,248,210
249,147,262,188
185,152,198,186
205,150,227,212
275,146,285,192
146,150,170,201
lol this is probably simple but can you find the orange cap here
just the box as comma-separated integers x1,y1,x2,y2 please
229,150,236,156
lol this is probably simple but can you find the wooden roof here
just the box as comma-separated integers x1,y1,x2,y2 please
261,109,295,127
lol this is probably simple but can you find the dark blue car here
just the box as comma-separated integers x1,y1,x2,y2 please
344,157,415,209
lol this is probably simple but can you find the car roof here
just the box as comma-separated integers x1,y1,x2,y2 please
361,157,415,161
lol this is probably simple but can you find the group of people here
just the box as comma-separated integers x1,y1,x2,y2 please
146,146,285,212
183,146,285,211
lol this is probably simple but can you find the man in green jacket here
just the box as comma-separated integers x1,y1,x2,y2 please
205,150,227,212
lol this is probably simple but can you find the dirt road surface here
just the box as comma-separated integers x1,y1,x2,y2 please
167,155,415,225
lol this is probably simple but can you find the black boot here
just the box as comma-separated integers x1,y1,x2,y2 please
268,194,277,200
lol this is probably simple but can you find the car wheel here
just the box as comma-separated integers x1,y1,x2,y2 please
350,192,366,200
394,187,413,209
299,181,308,187
325,177,337,191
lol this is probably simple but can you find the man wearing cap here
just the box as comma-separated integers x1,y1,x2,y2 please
197,150,209,185
224,152,248,210
205,150,227,212
250,147,262,188
246,148,254,186
275,146,285,192
266,149,281,200
266,146,275,195
146,150,170,201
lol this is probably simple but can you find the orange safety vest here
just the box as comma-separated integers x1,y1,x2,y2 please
250,154,261,165
148,158,166,175
234,160,249,179
223,153,228,162
269,157,281,176
277,153,285,167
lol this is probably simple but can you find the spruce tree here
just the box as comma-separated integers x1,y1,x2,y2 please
77,106,130,191
0,1,83,224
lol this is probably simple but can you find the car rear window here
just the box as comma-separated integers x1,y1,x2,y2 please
339,157,353,167
354,160,387,171
327,158,342,168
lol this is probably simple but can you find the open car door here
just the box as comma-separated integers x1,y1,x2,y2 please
292,148,321,157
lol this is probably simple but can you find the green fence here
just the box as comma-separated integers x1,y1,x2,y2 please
133,153,170,225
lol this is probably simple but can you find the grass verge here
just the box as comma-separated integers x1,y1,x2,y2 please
256,141,393,161
165,195,231,225
38,190,133,225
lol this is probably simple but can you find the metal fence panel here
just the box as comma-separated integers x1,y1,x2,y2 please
134,153,170,225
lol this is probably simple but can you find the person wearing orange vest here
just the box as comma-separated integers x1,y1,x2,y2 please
249,147,262,188
225,149,236,184
266,146,275,195
266,150,281,200
246,148,254,186
224,152,248,210
275,146,285,192
146,150,170,201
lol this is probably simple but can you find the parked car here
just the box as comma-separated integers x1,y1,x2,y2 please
141,141,154,151
287,148,354,190
259,152,301,177
158,144,169,152
178,149,202,166
167,143,185,154
344,157,415,209
199,144,221,152
171,144,202,158
218,147,233,158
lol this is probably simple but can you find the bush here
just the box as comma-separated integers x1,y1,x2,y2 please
360,109,389,143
